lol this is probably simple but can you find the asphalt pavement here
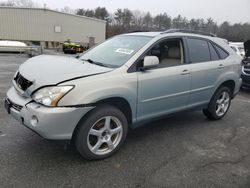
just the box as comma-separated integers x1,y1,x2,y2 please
0,53,250,188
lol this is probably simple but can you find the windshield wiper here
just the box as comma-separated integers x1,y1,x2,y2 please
81,59,118,68
83,59,108,67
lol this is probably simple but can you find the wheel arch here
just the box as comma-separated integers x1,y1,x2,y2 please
72,97,133,141
218,80,235,98
93,97,133,125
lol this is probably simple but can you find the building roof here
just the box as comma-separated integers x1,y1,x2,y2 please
0,6,106,23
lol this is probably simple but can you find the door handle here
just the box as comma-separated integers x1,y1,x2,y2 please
218,64,225,69
181,69,190,75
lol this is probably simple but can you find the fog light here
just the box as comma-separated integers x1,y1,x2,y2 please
30,115,38,126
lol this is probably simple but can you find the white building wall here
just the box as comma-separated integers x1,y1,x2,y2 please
0,7,106,44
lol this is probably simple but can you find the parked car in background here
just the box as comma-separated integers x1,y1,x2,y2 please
238,46,246,57
0,40,41,56
241,39,250,88
0,40,27,52
230,44,244,58
229,42,245,58
5,29,242,160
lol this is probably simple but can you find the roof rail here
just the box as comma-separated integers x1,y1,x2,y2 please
128,30,150,33
161,29,217,37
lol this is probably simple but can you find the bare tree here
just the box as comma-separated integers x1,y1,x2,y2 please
131,10,146,28
14,0,39,8
60,6,75,14
143,12,153,29
0,0,41,7
0,0,14,6
154,13,171,30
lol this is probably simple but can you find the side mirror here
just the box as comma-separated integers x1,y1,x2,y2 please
140,56,159,71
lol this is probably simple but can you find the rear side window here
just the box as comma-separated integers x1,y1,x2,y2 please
213,44,229,59
208,42,220,60
187,38,210,63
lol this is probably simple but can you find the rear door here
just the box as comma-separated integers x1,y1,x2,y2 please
186,37,229,107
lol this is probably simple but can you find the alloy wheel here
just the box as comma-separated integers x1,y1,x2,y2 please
87,116,123,155
215,91,230,117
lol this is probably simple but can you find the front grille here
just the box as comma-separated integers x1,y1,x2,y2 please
12,103,23,111
14,72,32,91
6,98,23,111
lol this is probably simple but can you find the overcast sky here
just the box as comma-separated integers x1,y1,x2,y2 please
32,0,250,24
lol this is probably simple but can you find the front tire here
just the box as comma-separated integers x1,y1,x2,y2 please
75,104,128,160
203,86,232,120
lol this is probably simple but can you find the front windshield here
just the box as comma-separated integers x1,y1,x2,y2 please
80,35,152,67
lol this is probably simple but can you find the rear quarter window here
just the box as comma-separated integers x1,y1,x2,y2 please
213,43,229,59
208,42,220,61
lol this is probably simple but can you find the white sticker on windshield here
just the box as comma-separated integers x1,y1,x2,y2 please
115,48,134,55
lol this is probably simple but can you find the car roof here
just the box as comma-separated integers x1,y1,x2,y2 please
123,31,223,40
124,32,161,37
123,31,232,54
124,31,226,43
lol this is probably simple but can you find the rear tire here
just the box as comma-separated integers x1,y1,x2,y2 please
203,86,232,120
75,104,128,160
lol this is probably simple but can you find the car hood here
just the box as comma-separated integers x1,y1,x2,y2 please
18,55,113,94
244,40,250,57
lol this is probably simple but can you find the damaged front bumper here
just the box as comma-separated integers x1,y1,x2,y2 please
5,87,94,140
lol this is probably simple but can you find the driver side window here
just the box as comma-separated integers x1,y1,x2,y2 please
147,38,185,68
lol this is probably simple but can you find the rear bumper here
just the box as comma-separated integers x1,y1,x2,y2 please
5,87,94,140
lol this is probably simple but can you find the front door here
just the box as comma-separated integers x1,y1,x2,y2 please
136,38,191,122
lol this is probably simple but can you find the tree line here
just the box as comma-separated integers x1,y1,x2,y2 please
75,7,250,42
1,0,250,42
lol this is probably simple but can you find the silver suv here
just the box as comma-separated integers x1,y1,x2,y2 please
5,30,242,160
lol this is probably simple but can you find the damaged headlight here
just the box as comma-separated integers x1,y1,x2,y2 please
32,86,74,107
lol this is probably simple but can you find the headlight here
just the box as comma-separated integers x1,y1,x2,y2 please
32,86,74,107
